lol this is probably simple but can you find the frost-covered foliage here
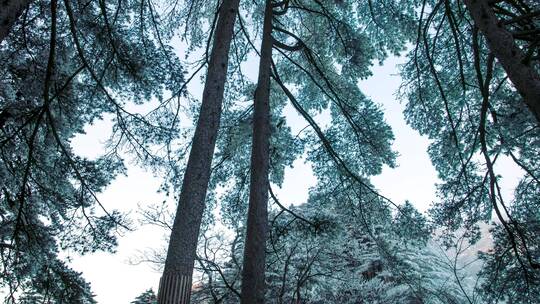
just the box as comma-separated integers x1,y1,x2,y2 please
399,0,540,302
138,0,444,302
182,192,468,303
3,0,537,302
0,0,183,301
16,260,97,304
478,225,540,304
195,0,420,232
131,289,158,304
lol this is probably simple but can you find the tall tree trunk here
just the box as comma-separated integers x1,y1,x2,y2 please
0,0,32,44
464,0,540,123
240,1,273,303
158,0,240,303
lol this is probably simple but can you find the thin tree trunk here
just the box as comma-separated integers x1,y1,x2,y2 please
158,0,240,303
240,1,273,303
0,0,32,44
464,0,540,123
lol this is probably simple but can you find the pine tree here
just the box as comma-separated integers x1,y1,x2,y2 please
18,260,98,303
464,0,540,123
400,0,540,301
158,0,241,302
0,0,183,300
132,289,158,304
240,1,273,302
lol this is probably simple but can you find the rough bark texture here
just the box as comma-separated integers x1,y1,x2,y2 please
157,274,192,304
464,0,540,123
240,1,273,303
158,0,240,303
0,0,32,44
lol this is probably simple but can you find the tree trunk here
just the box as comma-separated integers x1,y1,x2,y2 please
158,0,240,303
0,0,32,44
240,1,273,303
464,0,540,123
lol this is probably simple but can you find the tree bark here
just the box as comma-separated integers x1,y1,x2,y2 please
464,0,540,123
0,0,32,44
240,1,273,303
158,0,240,303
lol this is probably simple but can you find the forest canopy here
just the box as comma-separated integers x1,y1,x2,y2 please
0,0,539,303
